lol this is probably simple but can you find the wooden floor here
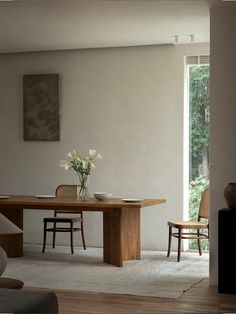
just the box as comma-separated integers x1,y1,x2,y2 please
26,279,236,314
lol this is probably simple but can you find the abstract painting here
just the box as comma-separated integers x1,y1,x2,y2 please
23,74,60,141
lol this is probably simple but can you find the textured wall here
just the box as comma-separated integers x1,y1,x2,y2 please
0,43,209,250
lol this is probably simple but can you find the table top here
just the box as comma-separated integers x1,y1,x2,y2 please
0,195,166,211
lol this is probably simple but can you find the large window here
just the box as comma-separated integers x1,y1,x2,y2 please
186,56,210,251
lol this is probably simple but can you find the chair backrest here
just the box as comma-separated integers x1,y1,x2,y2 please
55,185,77,198
55,185,81,215
198,188,209,220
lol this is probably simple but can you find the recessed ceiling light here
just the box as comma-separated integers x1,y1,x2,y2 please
173,35,179,44
190,34,195,42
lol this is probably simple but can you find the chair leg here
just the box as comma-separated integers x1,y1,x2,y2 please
81,221,86,250
177,228,182,262
167,226,172,257
52,222,56,249
197,230,202,256
42,221,47,253
70,222,74,254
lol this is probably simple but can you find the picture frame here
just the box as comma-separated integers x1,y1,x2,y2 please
23,74,60,141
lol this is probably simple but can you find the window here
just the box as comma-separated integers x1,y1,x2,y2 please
185,55,210,251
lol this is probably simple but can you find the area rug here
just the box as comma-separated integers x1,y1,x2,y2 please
4,244,209,299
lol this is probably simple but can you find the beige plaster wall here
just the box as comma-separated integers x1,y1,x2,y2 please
0,43,209,250
210,6,236,285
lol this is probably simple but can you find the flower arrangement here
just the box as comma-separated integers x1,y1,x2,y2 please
60,149,102,200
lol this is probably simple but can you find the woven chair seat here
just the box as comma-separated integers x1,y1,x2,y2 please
167,188,209,262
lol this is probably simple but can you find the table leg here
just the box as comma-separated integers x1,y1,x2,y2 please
0,208,23,257
103,207,141,267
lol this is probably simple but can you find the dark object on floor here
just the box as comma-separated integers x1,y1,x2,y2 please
218,208,236,294
0,288,58,313
0,277,24,289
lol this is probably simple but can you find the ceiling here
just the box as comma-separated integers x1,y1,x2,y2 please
0,0,221,54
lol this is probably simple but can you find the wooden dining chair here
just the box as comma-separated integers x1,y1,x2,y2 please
42,184,86,254
167,188,209,262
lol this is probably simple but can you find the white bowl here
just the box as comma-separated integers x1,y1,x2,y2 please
94,192,112,200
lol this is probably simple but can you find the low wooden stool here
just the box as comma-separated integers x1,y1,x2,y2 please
0,277,24,289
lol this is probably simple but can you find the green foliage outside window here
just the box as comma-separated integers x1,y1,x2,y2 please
189,176,209,250
189,65,210,251
189,65,210,182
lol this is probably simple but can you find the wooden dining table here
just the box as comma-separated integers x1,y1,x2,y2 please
0,196,166,267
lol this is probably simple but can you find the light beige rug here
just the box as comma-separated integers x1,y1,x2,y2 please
4,244,209,299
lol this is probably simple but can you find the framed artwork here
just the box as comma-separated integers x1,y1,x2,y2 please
23,74,60,141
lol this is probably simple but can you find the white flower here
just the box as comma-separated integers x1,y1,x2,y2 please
76,155,81,162
89,149,96,157
90,161,96,169
60,149,102,176
60,160,69,170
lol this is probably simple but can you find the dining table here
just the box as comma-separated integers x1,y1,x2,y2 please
0,196,166,267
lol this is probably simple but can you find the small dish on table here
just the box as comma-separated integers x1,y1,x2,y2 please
35,195,56,199
94,192,112,200
122,198,144,202
0,196,10,200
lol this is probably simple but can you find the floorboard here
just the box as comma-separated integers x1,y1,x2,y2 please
25,279,236,314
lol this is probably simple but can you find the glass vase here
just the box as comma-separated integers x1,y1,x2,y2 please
77,174,90,201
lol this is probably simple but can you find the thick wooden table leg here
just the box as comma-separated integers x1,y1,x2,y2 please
0,208,23,257
103,208,123,266
103,207,140,267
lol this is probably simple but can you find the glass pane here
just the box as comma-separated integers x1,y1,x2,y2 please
188,65,210,251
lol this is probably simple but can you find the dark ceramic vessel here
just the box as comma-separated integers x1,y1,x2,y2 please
224,183,236,209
